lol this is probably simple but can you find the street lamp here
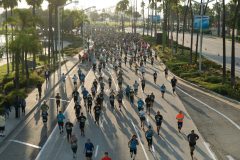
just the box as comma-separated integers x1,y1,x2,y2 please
58,0,79,80
192,0,214,72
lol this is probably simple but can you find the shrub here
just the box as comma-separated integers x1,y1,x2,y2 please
29,72,44,86
4,81,14,93
204,76,222,84
38,55,48,61
6,89,27,105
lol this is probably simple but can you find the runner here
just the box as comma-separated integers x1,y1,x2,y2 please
55,93,61,112
79,72,86,85
129,88,135,107
145,95,151,115
176,111,184,133
171,76,178,94
153,71,157,84
72,74,78,87
139,108,146,131
78,112,87,136
101,152,112,160
70,134,78,159
74,101,81,118
133,80,139,95
155,111,163,135
145,125,154,150
93,104,101,125
137,98,144,111
41,111,48,126
187,130,199,160
141,78,146,92
160,84,166,98
84,139,94,160
40,100,49,113
82,87,89,106
37,81,42,99
164,67,168,79
128,135,139,160
65,119,73,142
117,91,123,111
61,73,66,86
108,77,112,88
57,111,65,134
87,94,93,113
72,88,79,103
150,92,155,108
109,92,115,109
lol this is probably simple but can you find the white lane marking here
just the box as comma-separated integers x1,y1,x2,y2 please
151,145,158,160
177,87,240,130
130,119,150,160
203,142,218,160
226,155,235,160
35,65,92,160
48,98,71,103
94,145,99,158
9,140,41,149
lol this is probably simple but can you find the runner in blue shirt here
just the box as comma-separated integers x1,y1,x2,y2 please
57,111,65,134
145,126,154,150
128,135,139,160
137,98,144,111
84,139,94,160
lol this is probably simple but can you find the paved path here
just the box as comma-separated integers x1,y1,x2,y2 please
36,55,214,160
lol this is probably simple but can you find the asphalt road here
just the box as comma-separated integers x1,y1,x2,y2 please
0,55,91,160
36,55,213,160
0,46,239,160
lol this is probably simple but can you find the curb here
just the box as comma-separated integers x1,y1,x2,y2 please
0,54,81,149
155,50,240,106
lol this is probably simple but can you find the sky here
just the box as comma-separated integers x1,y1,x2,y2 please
0,0,230,15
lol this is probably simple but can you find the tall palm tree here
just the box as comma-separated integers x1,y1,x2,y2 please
116,0,129,32
26,0,44,16
222,0,226,82
147,0,151,36
141,0,145,35
181,0,190,54
150,0,154,37
230,0,240,86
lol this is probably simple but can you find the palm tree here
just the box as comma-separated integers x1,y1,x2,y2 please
181,0,190,54
147,0,151,36
26,0,44,16
141,0,145,35
230,0,240,86
222,0,226,82
150,0,154,37
116,0,129,32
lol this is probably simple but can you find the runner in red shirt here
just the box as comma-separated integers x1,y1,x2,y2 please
101,152,112,160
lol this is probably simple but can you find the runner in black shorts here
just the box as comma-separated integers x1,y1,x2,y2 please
78,112,86,136
187,130,199,159
84,139,94,160
155,111,163,135
128,135,139,160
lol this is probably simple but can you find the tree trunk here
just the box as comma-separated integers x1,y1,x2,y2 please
25,51,29,88
230,0,240,86
181,0,190,54
55,5,58,54
5,9,9,75
151,6,153,37
11,8,14,72
21,49,25,75
176,7,179,53
32,3,36,70
190,0,194,64
142,6,145,36
154,2,157,37
15,50,20,89
222,0,226,83
147,4,150,36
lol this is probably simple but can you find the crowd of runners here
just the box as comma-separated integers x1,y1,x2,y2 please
39,26,199,160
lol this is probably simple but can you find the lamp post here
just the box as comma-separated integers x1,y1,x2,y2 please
193,0,214,72
58,0,79,80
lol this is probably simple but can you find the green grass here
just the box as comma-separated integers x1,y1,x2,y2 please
146,35,240,101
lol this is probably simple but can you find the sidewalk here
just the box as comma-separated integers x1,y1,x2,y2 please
0,51,82,143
